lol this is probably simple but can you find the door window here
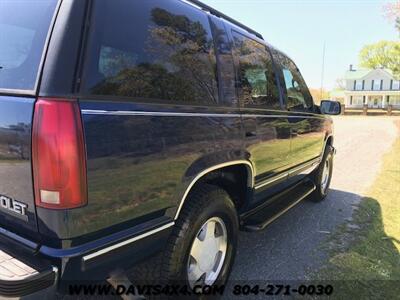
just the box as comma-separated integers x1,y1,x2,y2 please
272,51,313,111
282,68,308,110
232,31,280,109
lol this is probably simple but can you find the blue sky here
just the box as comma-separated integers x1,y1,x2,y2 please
201,0,398,90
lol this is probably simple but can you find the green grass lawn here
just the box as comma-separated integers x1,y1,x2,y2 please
313,127,400,299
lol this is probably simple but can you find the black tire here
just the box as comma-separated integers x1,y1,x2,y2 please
310,145,334,202
160,184,238,296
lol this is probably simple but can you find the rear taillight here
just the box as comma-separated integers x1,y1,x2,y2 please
32,98,87,209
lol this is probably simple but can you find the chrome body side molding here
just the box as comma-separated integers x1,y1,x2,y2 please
82,222,175,262
288,157,321,176
81,109,325,120
254,172,288,190
254,157,321,190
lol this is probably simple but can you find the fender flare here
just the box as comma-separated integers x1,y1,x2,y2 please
173,160,254,220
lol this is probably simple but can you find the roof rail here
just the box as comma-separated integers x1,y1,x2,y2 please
186,0,264,40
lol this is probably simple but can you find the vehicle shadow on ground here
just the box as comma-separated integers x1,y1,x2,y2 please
126,189,399,299
222,190,400,299
229,189,398,281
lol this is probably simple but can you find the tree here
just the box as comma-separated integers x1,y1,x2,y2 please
309,88,330,105
397,17,400,33
334,78,345,90
359,41,400,79
383,1,400,36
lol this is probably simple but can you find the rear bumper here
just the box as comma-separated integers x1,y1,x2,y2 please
0,218,174,296
0,245,57,298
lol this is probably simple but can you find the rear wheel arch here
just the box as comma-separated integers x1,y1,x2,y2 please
174,161,254,220
162,183,239,288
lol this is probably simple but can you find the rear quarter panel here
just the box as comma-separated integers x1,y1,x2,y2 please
37,100,246,241
0,96,39,240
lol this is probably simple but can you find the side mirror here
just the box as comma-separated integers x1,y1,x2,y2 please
320,100,341,115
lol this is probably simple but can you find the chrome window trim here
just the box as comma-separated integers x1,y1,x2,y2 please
173,160,255,220
82,222,175,262
81,109,325,119
82,110,241,118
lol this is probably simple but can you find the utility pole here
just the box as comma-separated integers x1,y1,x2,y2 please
320,41,326,101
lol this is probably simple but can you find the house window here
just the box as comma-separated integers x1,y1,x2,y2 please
392,80,400,90
350,96,353,105
372,80,381,90
355,80,363,90
352,95,363,105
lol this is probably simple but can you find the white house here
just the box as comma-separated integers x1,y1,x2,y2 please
343,66,400,109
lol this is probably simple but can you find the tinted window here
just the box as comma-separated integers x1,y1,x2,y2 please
81,0,218,105
210,18,236,106
273,51,313,111
232,31,280,109
282,68,308,109
0,0,57,90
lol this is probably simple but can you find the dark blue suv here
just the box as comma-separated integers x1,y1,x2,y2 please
0,0,340,297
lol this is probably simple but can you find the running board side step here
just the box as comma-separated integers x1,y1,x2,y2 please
242,180,316,232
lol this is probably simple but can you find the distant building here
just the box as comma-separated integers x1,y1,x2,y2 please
343,65,400,109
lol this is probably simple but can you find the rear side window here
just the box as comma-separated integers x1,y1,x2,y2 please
232,31,280,109
0,0,57,91
210,17,236,106
81,0,218,105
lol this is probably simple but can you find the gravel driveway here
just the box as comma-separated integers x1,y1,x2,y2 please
229,116,399,282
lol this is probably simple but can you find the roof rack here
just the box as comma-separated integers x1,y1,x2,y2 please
186,0,264,40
